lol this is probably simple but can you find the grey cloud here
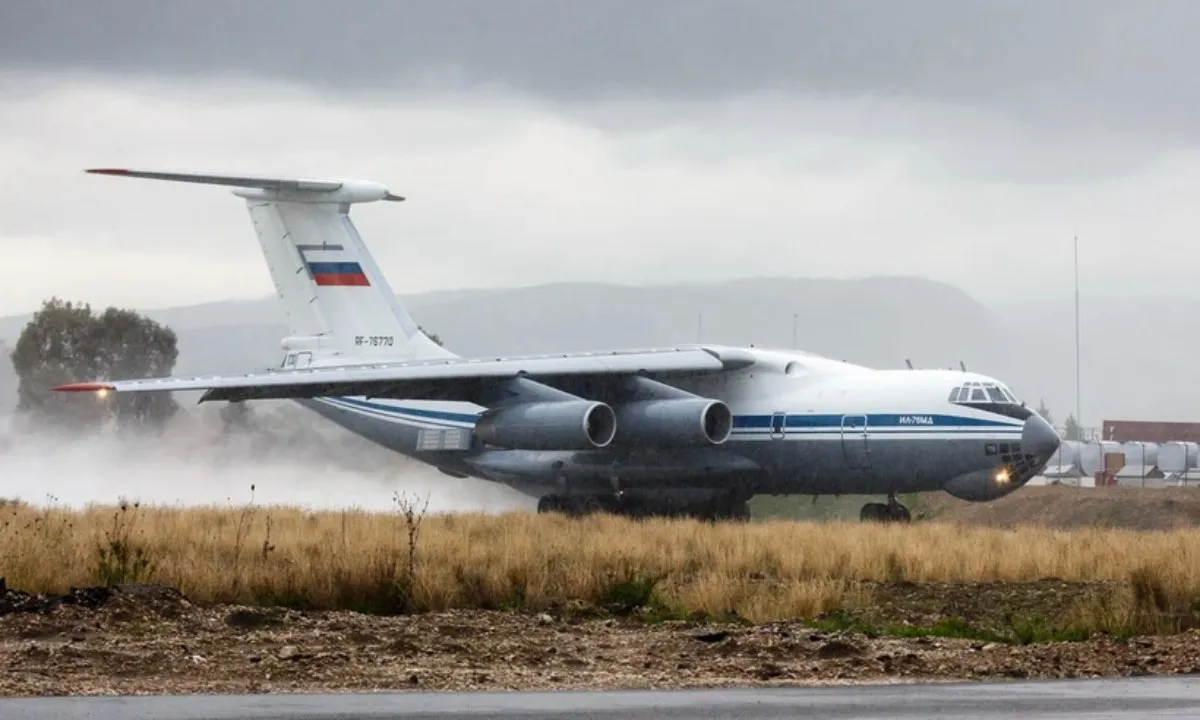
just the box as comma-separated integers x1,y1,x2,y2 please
3,0,1199,145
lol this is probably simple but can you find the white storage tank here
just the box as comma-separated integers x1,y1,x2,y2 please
1080,441,1122,476
1118,441,1159,469
1158,442,1200,474
1116,441,1161,485
1042,440,1084,479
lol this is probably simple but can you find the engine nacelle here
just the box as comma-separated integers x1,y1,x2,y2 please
613,398,733,447
474,400,617,450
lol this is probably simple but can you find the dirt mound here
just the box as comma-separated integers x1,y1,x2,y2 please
925,485,1200,531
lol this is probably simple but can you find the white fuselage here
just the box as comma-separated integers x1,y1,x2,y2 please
299,346,1052,503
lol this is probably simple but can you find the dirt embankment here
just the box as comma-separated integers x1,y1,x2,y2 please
3,581,1200,696
924,485,1200,531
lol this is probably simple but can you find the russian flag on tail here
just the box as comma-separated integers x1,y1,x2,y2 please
308,261,370,287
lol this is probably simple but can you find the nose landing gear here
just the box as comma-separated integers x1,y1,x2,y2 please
860,493,912,524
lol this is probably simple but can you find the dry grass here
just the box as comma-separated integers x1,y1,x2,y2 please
2,494,1200,635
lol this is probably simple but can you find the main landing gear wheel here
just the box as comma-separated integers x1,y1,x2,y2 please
860,498,911,524
535,493,751,522
536,494,613,517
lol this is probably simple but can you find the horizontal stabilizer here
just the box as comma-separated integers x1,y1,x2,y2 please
85,168,405,203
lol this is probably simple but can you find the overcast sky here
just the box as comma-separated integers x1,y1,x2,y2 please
2,0,1198,315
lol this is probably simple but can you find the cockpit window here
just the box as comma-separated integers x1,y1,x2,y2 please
949,380,1021,406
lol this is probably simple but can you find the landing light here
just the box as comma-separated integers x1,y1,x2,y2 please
995,469,1011,484
97,388,109,400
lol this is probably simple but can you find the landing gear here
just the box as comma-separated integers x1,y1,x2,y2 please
535,491,750,522
537,493,617,517
860,494,912,524
690,494,751,523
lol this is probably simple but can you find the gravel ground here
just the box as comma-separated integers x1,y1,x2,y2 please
3,583,1200,696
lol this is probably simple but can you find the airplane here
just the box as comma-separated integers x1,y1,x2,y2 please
53,168,1061,523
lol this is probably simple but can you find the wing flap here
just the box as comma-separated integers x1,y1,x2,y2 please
52,346,753,402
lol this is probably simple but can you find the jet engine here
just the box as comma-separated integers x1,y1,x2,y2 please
474,400,617,450
613,398,733,447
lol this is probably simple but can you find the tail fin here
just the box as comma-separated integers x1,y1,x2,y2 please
87,169,454,367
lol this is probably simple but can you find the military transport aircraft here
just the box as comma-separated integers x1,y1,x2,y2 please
54,169,1060,522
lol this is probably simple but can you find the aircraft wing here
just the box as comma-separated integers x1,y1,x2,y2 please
52,346,755,403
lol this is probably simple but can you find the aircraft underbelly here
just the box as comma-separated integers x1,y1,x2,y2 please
299,397,1012,498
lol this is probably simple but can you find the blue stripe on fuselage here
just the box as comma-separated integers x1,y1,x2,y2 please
315,397,1020,433
329,397,477,424
733,413,1017,429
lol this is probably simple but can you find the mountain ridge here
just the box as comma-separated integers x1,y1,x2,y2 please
0,276,1192,426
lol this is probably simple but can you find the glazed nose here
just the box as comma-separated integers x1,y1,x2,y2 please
1022,412,1061,461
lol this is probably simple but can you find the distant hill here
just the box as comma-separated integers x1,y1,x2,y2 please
0,277,1193,426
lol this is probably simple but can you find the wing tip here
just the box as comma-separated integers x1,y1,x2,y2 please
85,168,131,176
52,382,115,393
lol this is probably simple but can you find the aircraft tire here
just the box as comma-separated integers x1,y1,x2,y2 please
544,494,751,522
860,502,890,523
888,503,912,523
578,495,604,516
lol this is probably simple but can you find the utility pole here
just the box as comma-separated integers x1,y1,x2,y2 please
1074,234,1082,438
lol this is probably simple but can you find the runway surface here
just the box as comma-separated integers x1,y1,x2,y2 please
3,676,1200,719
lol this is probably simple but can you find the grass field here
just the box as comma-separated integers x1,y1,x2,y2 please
748,492,938,521
3,492,1199,641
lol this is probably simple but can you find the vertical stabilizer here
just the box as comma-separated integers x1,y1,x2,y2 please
86,169,454,367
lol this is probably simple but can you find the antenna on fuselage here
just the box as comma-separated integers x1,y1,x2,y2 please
905,358,914,369
959,360,967,372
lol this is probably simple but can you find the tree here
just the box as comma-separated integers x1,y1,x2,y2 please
0,339,14,415
1035,398,1054,427
1063,413,1083,442
10,297,180,432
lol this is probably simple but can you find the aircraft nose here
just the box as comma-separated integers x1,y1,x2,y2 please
1022,411,1060,461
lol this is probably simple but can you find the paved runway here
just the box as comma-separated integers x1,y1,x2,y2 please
3,676,1200,719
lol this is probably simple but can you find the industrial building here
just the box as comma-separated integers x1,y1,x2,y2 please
1101,420,1200,444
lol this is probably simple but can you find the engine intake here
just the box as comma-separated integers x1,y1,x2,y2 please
614,398,733,447
475,400,617,450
